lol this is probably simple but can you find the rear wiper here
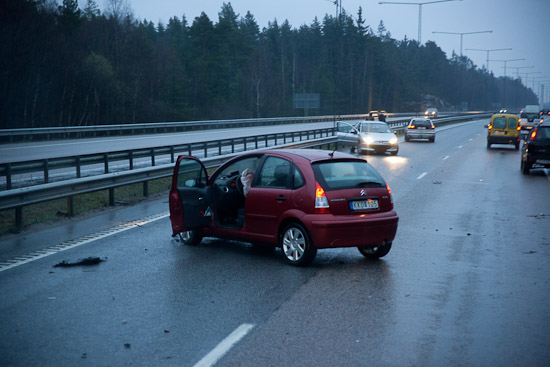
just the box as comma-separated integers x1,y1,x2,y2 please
356,181,383,187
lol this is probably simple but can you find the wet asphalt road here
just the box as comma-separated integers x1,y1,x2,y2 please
1,118,549,366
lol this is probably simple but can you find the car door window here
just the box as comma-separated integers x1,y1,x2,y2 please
256,157,291,188
177,159,207,188
507,118,517,129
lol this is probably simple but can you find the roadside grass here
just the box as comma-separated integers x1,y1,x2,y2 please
0,177,172,236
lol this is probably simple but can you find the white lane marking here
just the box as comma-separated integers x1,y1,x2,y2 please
416,172,427,180
193,323,255,367
443,155,449,160
458,145,463,149
0,212,169,272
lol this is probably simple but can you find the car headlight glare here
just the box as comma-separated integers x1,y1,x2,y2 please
363,136,374,144
389,137,398,145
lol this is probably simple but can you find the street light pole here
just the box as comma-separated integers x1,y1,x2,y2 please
378,0,463,44
432,30,492,55
465,48,512,72
488,58,524,78
507,66,534,79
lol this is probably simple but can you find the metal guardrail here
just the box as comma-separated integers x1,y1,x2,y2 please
0,111,484,142
0,114,368,142
1,128,335,190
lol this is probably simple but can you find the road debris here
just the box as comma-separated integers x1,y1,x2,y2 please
53,257,105,267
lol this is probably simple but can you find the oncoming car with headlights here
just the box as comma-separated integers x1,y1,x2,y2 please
337,120,399,155
169,149,399,266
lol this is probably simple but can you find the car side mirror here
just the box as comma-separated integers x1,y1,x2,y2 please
484,125,489,128
184,179,197,187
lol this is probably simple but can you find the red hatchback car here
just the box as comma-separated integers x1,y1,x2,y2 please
169,149,399,266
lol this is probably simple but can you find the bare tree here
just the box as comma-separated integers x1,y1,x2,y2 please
104,0,133,21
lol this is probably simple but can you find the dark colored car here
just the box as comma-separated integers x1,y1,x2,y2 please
169,149,399,266
521,122,550,174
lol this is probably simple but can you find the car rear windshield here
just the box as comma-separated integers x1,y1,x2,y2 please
312,160,385,190
492,117,506,129
534,127,550,141
413,120,431,127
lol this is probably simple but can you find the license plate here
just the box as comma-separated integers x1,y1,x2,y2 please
350,199,378,211
537,159,550,164
417,127,426,129
494,131,505,135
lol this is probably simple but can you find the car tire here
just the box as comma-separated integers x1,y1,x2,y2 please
178,230,203,246
514,142,519,150
430,137,435,143
487,141,491,149
405,135,410,142
390,148,398,156
521,159,531,175
280,223,317,266
358,241,392,259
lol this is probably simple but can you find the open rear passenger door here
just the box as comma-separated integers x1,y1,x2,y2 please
169,156,210,236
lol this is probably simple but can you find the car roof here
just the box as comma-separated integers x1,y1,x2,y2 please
492,113,517,118
266,148,363,163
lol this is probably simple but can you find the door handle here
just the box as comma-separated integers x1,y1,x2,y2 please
275,195,287,202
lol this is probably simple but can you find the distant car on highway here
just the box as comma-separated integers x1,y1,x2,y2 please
485,113,520,150
337,120,399,155
519,110,539,131
169,149,399,266
424,107,438,118
521,121,550,174
405,118,436,142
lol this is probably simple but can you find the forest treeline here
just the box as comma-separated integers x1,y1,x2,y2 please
0,0,537,129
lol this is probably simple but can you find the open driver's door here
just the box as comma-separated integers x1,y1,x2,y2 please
169,156,210,236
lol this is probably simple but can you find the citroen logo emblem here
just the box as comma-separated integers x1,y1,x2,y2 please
360,189,366,196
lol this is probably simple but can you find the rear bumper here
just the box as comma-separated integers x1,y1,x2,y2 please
488,135,519,145
406,131,435,139
524,153,550,167
306,211,399,249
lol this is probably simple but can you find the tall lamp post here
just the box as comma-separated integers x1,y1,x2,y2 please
488,58,525,78
465,48,512,72
378,0,463,44
508,66,534,79
432,30,492,56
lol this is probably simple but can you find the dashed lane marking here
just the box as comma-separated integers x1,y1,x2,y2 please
193,323,255,367
0,212,169,272
416,172,427,180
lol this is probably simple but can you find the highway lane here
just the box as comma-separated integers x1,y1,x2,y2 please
1,118,549,366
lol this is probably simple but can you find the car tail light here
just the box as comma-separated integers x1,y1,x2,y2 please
314,181,331,214
488,124,493,129
430,125,435,129
531,130,537,140
408,125,416,129
517,125,521,131
386,183,394,210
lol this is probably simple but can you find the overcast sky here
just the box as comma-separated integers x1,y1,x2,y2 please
99,0,550,100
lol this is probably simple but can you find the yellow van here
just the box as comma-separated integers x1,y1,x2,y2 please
486,114,520,150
